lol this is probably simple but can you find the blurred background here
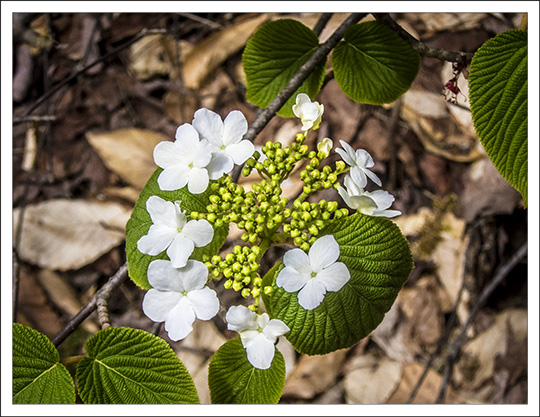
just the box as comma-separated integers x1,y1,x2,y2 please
11,12,528,404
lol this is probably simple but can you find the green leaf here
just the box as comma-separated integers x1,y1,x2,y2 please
332,20,421,104
264,214,413,355
208,338,285,404
13,323,75,404
126,168,229,289
468,29,528,205
243,18,326,117
76,327,199,404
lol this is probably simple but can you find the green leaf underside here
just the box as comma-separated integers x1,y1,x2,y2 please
126,168,229,289
243,19,326,117
264,214,413,355
13,323,75,404
208,338,285,404
468,29,527,205
332,20,421,105
76,327,199,404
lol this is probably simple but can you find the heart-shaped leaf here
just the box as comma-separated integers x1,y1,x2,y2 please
76,327,199,404
208,338,285,404
13,323,75,404
332,20,421,104
125,168,228,289
468,29,527,205
263,213,413,355
243,18,326,117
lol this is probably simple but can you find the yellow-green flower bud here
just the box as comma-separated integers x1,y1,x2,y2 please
308,224,319,235
232,281,243,292
224,279,233,289
241,288,251,298
300,242,310,252
264,286,273,295
223,268,233,278
251,287,261,298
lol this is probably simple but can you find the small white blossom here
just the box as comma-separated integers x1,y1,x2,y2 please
337,175,401,218
153,123,222,194
335,140,382,188
226,305,289,370
292,93,324,131
276,235,350,310
143,259,219,341
137,196,214,268
317,137,333,157
192,108,255,177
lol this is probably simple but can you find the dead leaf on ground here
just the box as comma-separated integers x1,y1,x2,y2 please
86,128,169,190
37,269,99,334
401,88,484,163
13,199,131,271
182,14,270,90
129,34,187,80
282,349,349,400
455,308,527,404
401,13,489,39
343,352,403,404
386,362,460,404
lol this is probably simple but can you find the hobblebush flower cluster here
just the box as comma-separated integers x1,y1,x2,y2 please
136,95,401,369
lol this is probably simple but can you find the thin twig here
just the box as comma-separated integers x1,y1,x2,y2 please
312,13,333,36
23,27,167,117
374,13,474,64
435,242,528,403
51,263,129,347
177,12,223,29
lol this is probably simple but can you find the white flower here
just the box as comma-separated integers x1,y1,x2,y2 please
153,123,222,194
337,175,401,218
192,108,255,176
335,140,382,188
276,235,350,310
226,305,289,370
292,93,324,131
142,259,219,341
137,196,214,268
317,137,333,157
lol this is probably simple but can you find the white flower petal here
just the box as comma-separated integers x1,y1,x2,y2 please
354,195,379,214
164,296,196,341
176,260,209,292
226,305,258,333
283,248,311,275
146,196,177,227
147,259,185,292
182,219,213,247
344,174,363,195
363,167,382,187
142,289,183,323
187,287,219,320
368,190,395,210
225,140,255,165
192,108,224,148
350,166,368,189
354,148,374,167
186,167,209,194
157,166,190,191
335,147,354,167
373,209,402,218
245,333,276,369
297,279,327,310
166,235,194,268
137,224,176,256
262,319,290,340
206,152,233,179
153,141,185,168
315,262,350,292
337,185,354,209
222,110,248,146
309,235,340,272
276,266,311,293
175,123,202,148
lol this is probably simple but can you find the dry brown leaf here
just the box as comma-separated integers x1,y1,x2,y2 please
101,185,141,205
283,349,349,400
13,199,131,271
37,269,99,334
182,14,269,90
459,156,523,222
386,362,460,404
129,34,184,80
401,88,484,162
344,352,402,404
163,87,200,126
86,128,169,190
402,13,489,39
455,308,527,403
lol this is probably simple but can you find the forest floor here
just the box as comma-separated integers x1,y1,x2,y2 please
11,12,529,405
